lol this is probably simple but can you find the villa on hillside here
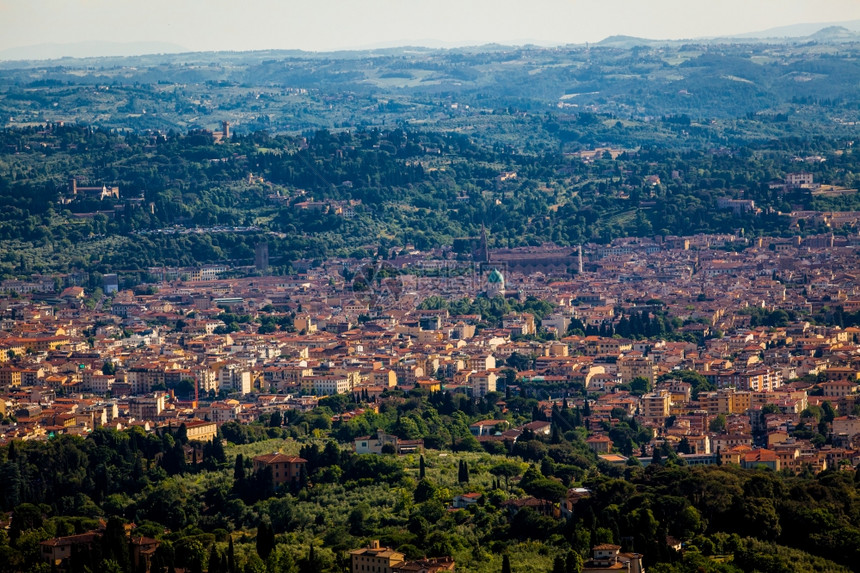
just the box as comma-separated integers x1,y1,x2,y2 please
354,429,423,455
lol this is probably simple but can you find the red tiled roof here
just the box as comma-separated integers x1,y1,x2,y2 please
253,453,307,464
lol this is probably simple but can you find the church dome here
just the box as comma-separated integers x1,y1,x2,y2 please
488,269,504,284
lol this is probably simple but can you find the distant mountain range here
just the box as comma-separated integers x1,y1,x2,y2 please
3,20,860,62
0,41,187,61
596,23,860,48
732,19,860,38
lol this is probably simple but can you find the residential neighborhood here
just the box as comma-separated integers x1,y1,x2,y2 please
0,232,858,479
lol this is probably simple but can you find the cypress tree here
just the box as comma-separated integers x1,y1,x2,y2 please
102,517,131,573
234,454,246,481
298,464,308,489
419,455,426,480
227,536,236,573
630,313,642,337
208,546,221,573
270,411,282,427
299,545,317,573
212,437,227,465
177,422,188,445
172,441,187,475
501,554,511,573
458,460,470,483
256,520,275,561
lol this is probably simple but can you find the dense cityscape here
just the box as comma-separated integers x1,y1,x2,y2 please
3,13,860,573
2,226,860,572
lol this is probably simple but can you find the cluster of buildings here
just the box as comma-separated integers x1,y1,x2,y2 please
59,176,121,204
0,232,857,474
350,540,455,573
347,540,645,573
40,523,159,571
7,229,859,573
582,368,860,473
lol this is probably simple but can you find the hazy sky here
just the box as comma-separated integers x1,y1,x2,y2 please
2,0,860,52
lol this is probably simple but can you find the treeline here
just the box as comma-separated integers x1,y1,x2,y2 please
600,465,860,571
417,294,555,329
561,308,681,340
0,425,232,514
1,385,859,572
2,121,860,276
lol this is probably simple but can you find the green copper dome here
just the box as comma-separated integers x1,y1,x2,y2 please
487,269,504,284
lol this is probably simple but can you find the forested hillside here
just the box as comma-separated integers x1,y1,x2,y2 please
2,42,860,276
1,393,859,573
0,121,858,277
3,41,860,142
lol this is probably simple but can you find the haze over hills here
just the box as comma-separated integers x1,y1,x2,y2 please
732,18,860,38
4,19,860,62
596,23,860,48
0,41,188,62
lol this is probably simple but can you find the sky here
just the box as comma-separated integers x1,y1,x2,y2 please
2,0,860,54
